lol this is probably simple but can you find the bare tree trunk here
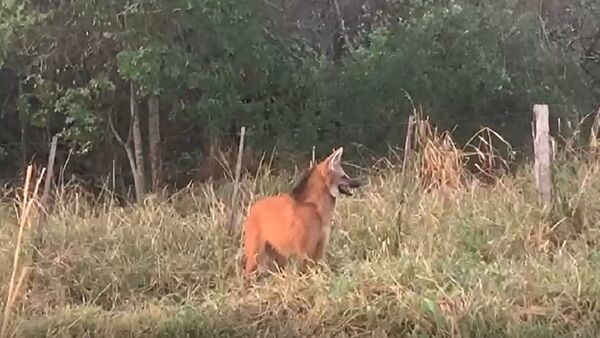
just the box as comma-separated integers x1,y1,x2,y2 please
109,114,144,204
108,84,146,204
147,95,162,192
130,83,146,197
127,146,144,203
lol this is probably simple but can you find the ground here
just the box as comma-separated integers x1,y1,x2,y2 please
2,159,600,337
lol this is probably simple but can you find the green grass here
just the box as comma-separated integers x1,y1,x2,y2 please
3,160,600,337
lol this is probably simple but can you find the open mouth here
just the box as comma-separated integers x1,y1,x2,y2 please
339,182,352,196
338,177,362,196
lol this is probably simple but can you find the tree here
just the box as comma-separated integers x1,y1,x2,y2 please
0,0,597,194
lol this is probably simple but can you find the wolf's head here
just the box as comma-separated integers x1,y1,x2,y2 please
318,147,362,197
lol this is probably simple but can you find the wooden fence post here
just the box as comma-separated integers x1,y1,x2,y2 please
32,135,58,262
226,126,246,234
533,104,552,206
402,114,416,175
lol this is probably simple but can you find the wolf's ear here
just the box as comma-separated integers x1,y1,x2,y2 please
327,147,344,171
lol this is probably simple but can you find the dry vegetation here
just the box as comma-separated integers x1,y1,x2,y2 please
2,118,600,337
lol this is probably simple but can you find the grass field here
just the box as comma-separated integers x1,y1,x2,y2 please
2,152,600,337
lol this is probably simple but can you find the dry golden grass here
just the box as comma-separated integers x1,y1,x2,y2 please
1,165,45,338
414,115,467,191
2,122,600,337
412,112,513,191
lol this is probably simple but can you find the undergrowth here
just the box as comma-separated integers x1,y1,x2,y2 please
2,155,600,337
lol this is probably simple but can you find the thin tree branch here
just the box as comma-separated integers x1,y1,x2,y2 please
332,0,355,55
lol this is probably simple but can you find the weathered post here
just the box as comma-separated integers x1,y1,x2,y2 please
227,126,246,234
402,114,416,175
533,104,552,206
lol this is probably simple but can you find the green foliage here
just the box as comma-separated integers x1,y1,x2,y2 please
326,0,595,149
55,74,116,152
0,1,30,65
0,0,597,182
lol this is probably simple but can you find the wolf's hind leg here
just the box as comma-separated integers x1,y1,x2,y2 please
265,242,288,273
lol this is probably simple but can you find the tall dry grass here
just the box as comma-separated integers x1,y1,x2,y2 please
1,166,45,338
1,119,600,337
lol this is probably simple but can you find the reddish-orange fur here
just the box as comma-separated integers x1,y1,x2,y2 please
243,147,358,277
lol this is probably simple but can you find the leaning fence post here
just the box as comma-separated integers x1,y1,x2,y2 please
402,114,416,175
32,135,58,263
226,126,246,234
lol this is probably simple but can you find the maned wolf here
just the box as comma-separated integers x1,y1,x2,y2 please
243,147,361,277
